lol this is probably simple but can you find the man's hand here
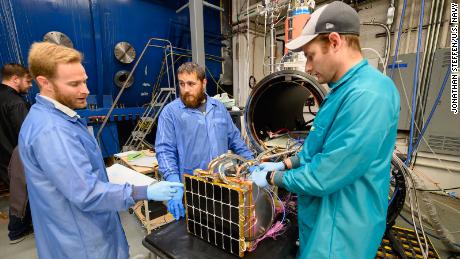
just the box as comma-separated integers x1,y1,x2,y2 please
168,187,185,220
147,181,184,201
249,167,269,188
259,162,285,172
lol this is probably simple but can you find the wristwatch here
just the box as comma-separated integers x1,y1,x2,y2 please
266,171,274,185
282,159,288,170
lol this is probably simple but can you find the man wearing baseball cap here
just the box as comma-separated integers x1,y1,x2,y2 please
250,1,400,258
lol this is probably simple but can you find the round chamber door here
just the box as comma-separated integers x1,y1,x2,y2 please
244,70,328,153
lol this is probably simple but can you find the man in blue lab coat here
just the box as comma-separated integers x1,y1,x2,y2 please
155,62,254,220
19,42,183,259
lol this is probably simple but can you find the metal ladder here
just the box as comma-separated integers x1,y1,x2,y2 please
123,87,175,151
122,40,177,151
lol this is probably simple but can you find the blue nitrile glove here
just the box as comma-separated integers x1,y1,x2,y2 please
259,162,285,172
163,174,185,220
249,168,269,188
168,188,185,220
147,181,183,201
248,165,259,174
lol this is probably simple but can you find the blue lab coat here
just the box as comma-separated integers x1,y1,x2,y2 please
277,60,400,258
19,95,134,259
155,97,253,182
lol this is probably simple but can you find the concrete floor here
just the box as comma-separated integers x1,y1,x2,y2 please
0,193,459,259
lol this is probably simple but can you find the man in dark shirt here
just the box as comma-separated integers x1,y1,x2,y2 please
0,63,33,243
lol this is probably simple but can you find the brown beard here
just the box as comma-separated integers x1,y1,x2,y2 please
180,91,206,108
50,82,86,110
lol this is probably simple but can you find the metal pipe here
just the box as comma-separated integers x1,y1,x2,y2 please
405,0,417,54
426,0,445,72
169,44,177,98
236,0,291,22
422,0,441,77
203,1,224,12
362,22,391,72
233,2,261,23
413,0,437,146
177,1,225,14
416,0,445,135
419,0,437,80
164,48,171,95
389,0,409,79
422,0,445,88
440,2,450,48
232,17,287,29
207,153,249,173
171,46,224,60
417,0,446,129
252,34,263,73
189,0,205,67
258,149,297,161
406,0,426,165
270,14,276,73
176,3,189,13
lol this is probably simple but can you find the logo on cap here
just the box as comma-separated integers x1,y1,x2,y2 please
325,23,335,30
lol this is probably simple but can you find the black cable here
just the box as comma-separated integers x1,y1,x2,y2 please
304,118,315,126
399,214,460,249
249,75,256,89
307,104,316,115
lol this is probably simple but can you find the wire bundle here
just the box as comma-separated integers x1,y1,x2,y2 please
393,153,460,257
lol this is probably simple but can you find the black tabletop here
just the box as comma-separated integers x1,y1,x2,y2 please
142,219,298,259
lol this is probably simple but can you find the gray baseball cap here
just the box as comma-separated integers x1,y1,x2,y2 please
286,1,360,52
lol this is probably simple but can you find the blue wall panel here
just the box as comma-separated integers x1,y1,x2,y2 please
0,0,223,156
0,0,99,102
1,0,223,104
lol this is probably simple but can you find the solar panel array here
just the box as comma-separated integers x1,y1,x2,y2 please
184,175,246,257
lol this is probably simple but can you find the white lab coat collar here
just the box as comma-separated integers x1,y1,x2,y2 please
39,95,80,118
